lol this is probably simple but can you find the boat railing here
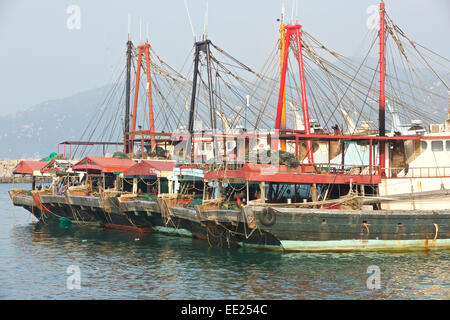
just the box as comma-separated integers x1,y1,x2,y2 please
313,163,379,176
214,162,450,179
208,162,381,176
387,166,450,178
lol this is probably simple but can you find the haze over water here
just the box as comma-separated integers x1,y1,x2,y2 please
1,184,449,300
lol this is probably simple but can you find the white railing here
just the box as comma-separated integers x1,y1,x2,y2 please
388,167,450,178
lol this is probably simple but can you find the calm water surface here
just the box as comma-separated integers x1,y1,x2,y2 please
1,184,449,299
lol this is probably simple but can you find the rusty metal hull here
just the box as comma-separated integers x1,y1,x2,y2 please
237,206,450,251
11,193,150,230
11,193,191,235
11,193,103,227
166,204,450,251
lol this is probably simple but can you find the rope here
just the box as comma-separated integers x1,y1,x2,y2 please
138,177,158,186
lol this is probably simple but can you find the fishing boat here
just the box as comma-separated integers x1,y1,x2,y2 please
165,2,450,251
9,37,184,233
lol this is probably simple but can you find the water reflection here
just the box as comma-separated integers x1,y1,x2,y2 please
8,222,449,299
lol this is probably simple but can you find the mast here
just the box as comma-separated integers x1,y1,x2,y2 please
144,43,156,152
127,42,156,155
188,40,216,132
131,45,144,153
275,24,313,163
187,39,217,159
295,26,313,164
124,39,133,154
206,41,217,133
379,1,386,176
205,40,219,161
188,43,201,134
187,41,203,163
279,5,287,151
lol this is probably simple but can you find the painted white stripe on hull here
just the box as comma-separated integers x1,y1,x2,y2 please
239,239,450,252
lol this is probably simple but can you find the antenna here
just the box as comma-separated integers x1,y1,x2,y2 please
295,0,299,24
146,23,149,42
203,0,209,40
128,13,131,40
184,0,196,41
290,0,294,24
281,2,285,24
139,18,142,44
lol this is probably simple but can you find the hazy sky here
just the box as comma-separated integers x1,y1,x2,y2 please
0,0,448,116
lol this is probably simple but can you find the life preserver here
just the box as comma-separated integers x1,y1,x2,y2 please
259,208,276,226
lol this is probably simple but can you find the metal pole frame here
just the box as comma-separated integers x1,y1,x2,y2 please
275,24,313,164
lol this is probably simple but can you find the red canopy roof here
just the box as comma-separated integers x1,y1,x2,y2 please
72,156,136,173
14,161,48,174
123,160,176,177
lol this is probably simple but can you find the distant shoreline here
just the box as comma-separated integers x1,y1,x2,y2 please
0,177,32,184
0,159,37,184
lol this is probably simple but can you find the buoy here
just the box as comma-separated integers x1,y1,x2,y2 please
58,217,72,228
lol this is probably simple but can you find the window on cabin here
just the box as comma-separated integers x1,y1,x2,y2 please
431,141,443,152
446,140,450,151
421,141,427,151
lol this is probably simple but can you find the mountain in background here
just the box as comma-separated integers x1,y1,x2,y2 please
0,85,114,159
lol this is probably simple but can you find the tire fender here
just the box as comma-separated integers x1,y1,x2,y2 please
258,207,276,226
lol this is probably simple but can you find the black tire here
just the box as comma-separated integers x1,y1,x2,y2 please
259,208,276,226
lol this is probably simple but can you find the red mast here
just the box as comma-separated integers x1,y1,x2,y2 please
130,43,156,153
130,45,144,152
275,24,313,163
379,2,386,176
144,43,156,152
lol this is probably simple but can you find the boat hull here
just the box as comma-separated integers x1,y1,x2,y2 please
167,204,450,252
11,191,450,252
240,206,450,252
10,192,192,236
